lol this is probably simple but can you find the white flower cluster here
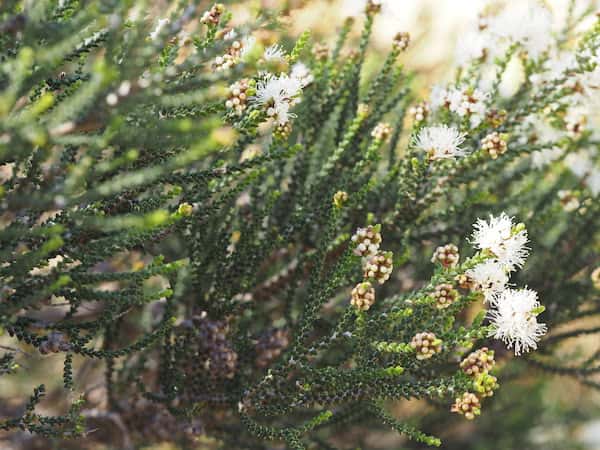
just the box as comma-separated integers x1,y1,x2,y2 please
430,85,489,128
455,1,553,67
253,73,304,126
249,60,313,127
465,213,546,355
414,124,467,160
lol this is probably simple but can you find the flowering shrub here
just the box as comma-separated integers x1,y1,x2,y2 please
0,1,599,449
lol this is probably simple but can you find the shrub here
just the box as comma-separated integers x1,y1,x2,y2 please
0,1,599,449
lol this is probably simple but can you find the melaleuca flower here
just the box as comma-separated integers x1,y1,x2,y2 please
149,18,170,41
429,84,450,110
432,283,458,309
263,44,286,62
488,288,547,356
415,125,467,160
557,190,581,212
486,1,553,60
587,169,600,196
455,30,490,66
447,86,489,128
565,107,587,137
531,147,564,169
290,62,314,88
226,79,254,116
564,150,595,179
254,73,303,125
471,213,529,271
465,260,509,303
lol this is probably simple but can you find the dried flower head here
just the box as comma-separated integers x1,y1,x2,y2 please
312,42,330,61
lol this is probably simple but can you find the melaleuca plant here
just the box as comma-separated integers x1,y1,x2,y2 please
0,0,599,449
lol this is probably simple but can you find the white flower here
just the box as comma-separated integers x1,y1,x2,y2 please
290,62,314,88
254,73,303,125
531,147,564,169
487,1,553,60
239,36,257,60
263,44,286,62
447,86,489,128
466,260,509,304
149,18,170,41
429,85,449,110
488,288,547,355
586,168,600,196
341,0,400,18
455,30,490,66
471,213,529,271
564,150,595,179
414,125,467,160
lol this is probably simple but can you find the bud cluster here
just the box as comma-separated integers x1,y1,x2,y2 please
410,332,442,360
